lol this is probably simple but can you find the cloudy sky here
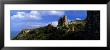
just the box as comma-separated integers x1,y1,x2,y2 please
10,10,87,38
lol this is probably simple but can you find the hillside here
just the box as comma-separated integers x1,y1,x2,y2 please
13,20,99,40
13,11,100,40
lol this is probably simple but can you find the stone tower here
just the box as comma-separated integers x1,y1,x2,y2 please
62,16,68,25
57,15,68,26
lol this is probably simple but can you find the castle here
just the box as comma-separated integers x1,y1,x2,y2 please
57,15,75,31
46,15,86,32
57,15,86,32
57,15,68,26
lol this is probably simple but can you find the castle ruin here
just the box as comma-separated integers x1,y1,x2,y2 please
57,15,68,27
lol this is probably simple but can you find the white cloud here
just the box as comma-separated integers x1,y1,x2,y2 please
30,11,39,14
27,11,42,20
76,18,82,20
49,11,64,16
12,12,26,19
40,10,65,16
68,19,72,22
11,10,64,20
51,21,58,27
11,11,42,20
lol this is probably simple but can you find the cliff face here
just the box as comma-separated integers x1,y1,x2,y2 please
13,11,100,40
85,11,100,39
85,11,100,32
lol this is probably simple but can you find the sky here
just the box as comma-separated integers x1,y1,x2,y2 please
10,10,87,39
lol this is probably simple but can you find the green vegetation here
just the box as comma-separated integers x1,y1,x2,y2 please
13,20,87,40
13,11,100,40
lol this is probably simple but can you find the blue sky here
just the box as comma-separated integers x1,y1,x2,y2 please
10,10,87,39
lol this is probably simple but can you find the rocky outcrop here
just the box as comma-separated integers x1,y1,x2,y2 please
13,11,100,40
57,16,68,27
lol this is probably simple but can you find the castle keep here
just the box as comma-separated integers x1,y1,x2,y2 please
57,15,68,27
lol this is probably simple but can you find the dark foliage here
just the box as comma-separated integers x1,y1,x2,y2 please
13,11,100,40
